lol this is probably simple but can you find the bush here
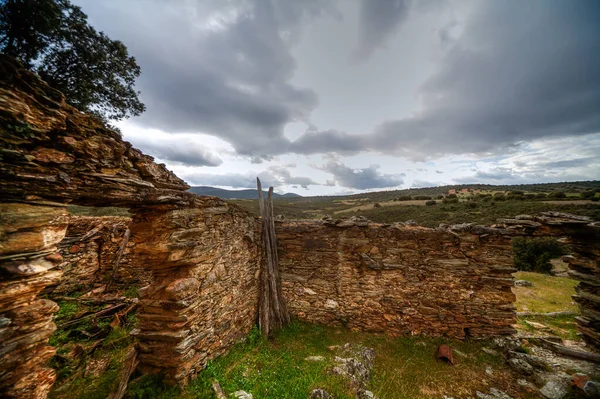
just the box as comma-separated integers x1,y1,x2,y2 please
512,237,567,274
442,197,459,204
394,196,412,201
447,193,457,199
425,200,436,206
467,202,478,208
591,197,599,202
549,191,567,199
536,193,548,199
413,195,432,200
580,190,596,199
374,202,382,208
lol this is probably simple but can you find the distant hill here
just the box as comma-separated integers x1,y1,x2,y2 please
189,186,301,199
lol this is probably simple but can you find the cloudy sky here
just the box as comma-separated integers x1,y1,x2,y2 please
75,0,600,195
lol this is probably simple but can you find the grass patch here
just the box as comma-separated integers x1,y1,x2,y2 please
513,271,578,313
516,315,580,341
513,271,580,341
132,322,527,399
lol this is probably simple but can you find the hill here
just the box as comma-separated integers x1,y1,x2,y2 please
188,186,301,200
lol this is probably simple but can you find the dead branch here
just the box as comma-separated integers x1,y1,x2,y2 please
211,379,227,399
107,348,138,399
61,224,105,244
106,228,131,291
59,303,128,328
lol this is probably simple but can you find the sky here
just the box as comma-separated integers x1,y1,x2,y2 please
74,0,600,195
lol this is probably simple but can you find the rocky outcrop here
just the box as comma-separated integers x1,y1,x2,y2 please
129,199,261,384
0,54,193,208
0,55,200,398
276,219,518,339
0,203,67,398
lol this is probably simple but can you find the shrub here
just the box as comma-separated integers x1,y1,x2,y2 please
591,197,599,202
466,202,478,208
447,193,458,199
413,195,432,200
436,195,444,200
512,237,567,274
442,197,458,204
373,202,382,208
549,191,567,199
580,190,596,199
394,196,412,201
425,200,436,206
536,193,548,199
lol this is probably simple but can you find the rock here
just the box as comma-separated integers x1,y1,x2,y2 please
539,373,571,399
233,391,254,399
476,388,513,399
583,381,599,397
524,320,548,329
485,366,493,375
356,389,377,399
482,347,498,356
330,344,376,393
570,373,590,391
305,356,325,362
311,389,333,398
324,299,339,309
508,358,534,375
508,351,549,370
514,280,533,287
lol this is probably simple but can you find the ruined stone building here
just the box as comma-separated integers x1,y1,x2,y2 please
1,55,598,398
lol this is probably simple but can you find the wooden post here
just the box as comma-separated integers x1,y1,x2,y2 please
257,178,290,337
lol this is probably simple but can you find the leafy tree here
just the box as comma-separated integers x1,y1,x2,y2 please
0,0,145,121
512,237,566,274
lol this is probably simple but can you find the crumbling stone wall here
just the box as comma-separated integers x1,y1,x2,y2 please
276,218,518,339
52,216,150,295
0,204,67,399
129,201,261,384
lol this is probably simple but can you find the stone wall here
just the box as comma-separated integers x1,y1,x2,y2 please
0,204,68,399
276,218,518,339
52,216,150,295
129,199,261,384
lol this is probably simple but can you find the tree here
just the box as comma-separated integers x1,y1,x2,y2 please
0,0,145,121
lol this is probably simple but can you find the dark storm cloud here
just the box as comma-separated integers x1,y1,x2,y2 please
181,166,318,189
295,0,600,160
77,0,337,158
131,137,223,167
319,161,404,189
353,0,412,61
368,0,600,159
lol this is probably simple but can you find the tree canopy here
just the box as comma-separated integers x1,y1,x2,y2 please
0,0,145,121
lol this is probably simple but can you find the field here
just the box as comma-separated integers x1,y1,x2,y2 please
230,197,600,227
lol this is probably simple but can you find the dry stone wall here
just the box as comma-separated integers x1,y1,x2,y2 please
52,216,149,294
0,204,67,399
129,199,261,384
276,218,518,339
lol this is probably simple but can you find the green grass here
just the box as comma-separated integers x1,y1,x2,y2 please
127,322,527,399
513,271,580,341
513,271,579,313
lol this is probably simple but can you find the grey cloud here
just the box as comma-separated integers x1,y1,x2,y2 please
181,165,318,189
368,0,600,159
412,180,438,188
290,129,362,155
540,157,597,169
77,0,337,158
293,0,600,160
473,168,515,181
436,170,443,174
353,0,412,61
131,137,222,167
318,161,404,189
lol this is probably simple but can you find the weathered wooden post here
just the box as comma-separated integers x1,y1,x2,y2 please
257,178,290,336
